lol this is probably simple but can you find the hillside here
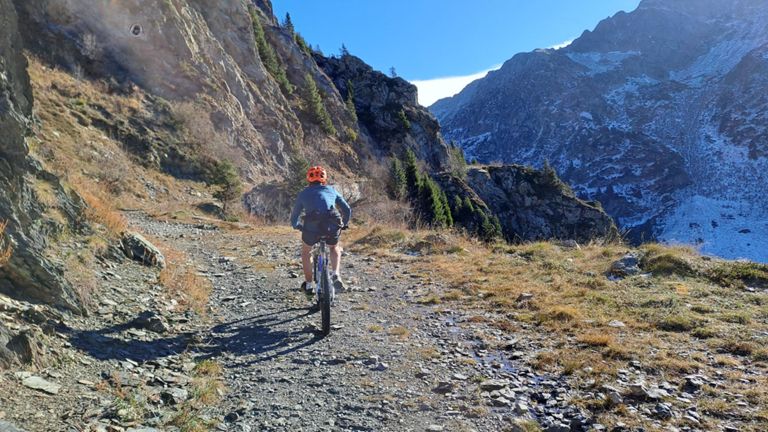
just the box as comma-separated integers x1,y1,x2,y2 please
432,0,768,262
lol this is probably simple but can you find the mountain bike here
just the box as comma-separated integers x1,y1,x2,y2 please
310,225,348,336
311,238,334,335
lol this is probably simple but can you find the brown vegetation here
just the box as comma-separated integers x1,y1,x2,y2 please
0,220,12,267
348,223,768,430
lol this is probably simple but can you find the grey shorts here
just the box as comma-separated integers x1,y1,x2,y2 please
301,210,342,246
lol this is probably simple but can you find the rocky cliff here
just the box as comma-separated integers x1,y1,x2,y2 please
316,54,451,170
432,0,768,261
436,167,618,243
0,0,83,312
11,0,453,185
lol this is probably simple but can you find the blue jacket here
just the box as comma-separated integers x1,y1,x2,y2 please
290,184,352,229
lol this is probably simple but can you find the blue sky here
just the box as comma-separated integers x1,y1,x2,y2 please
272,0,642,105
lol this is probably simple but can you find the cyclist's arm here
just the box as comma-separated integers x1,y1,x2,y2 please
335,193,352,226
290,195,304,229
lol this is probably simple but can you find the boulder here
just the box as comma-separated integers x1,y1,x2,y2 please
121,232,166,268
608,252,643,278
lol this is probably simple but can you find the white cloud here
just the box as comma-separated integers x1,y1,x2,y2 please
410,65,500,107
548,39,574,50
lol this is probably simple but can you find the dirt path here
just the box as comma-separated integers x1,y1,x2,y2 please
137,216,588,432
1,215,587,432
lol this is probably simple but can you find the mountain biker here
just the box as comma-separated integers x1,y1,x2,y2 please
290,166,352,296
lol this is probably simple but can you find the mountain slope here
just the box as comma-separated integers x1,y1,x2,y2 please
432,0,768,261
12,0,451,185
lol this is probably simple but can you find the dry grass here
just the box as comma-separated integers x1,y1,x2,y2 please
170,360,225,431
0,220,12,267
157,246,212,315
72,177,128,237
27,58,213,222
352,223,768,430
388,325,412,340
577,332,615,347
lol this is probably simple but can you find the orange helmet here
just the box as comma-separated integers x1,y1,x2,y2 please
306,166,328,184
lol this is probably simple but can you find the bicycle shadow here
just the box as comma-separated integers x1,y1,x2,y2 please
64,304,323,366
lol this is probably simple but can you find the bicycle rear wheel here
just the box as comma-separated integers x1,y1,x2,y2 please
320,262,332,336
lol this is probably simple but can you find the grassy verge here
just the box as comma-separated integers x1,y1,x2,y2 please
347,224,768,430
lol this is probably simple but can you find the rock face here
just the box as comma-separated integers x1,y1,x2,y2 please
316,54,452,170
0,0,83,313
432,0,768,261
457,166,618,242
11,0,453,184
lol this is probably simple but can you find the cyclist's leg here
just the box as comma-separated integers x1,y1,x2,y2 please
329,243,342,275
300,229,319,289
301,242,313,283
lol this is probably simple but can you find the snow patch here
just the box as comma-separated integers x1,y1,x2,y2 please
658,195,768,263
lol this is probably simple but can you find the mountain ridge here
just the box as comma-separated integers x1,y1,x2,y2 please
432,0,768,262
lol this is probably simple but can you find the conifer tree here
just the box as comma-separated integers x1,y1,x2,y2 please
387,158,407,200
340,43,350,57
303,73,336,135
402,148,421,200
210,160,243,215
250,8,293,95
345,80,358,123
441,191,454,227
283,13,294,34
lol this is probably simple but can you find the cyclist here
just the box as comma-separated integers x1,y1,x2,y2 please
290,166,352,296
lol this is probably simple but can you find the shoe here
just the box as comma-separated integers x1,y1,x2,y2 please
301,281,313,297
332,274,346,292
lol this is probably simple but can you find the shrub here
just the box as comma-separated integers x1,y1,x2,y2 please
656,313,699,332
397,108,411,131
643,253,696,277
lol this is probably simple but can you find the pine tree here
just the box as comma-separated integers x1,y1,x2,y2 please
345,80,358,123
340,43,350,57
283,13,294,34
460,196,475,226
417,177,450,228
441,191,454,227
389,67,397,78
250,8,293,95
294,33,311,55
286,155,311,196
387,158,407,200
210,160,243,215
402,148,421,201
303,73,336,135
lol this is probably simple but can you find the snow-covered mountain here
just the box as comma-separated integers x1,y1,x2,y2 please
432,0,768,262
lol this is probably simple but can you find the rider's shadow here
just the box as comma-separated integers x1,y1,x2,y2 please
201,306,323,367
64,306,322,366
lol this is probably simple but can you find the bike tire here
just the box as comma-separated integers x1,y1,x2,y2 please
320,262,332,336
